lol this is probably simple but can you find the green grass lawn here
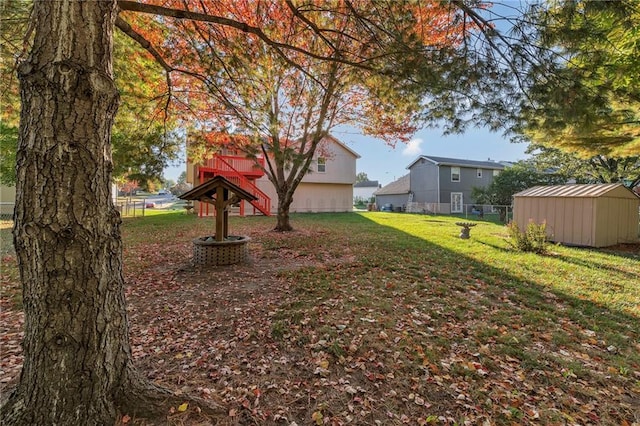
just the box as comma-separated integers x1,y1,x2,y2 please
1,211,638,424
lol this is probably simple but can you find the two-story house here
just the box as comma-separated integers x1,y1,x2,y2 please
375,155,505,213
186,134,360,216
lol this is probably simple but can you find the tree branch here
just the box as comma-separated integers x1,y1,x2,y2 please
115,16,174,122
117,0,375,71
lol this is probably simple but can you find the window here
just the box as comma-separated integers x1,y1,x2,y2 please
477,168,482,178
493,169,500,177
317,157,326,173
451,167,460,182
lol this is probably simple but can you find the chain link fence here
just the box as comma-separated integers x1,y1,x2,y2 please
405,202,513,222
1,202,14,227
0,199,171,226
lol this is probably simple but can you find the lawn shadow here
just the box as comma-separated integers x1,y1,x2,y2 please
596,243,640,260
551,251,640,281
476,238,640,281
278,212,639,423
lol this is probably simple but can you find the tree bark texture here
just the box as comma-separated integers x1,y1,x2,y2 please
275,189,294,232
1,1,132,424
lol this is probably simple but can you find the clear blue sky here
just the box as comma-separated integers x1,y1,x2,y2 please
163,126,530,187
334,126,530,187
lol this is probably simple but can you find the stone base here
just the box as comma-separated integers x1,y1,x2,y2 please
193,235,250,266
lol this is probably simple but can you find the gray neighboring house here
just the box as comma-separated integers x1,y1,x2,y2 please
407,156,505,213
373,174,410,211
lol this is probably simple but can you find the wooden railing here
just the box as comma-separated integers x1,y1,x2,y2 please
212,156,271,216
203,155,265,177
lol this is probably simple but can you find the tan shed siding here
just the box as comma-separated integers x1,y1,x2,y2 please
514,196,597,246
594,198,612,247
625,199,640,242
613,198,640,244
594,197,639,247
583,198,596,246
512,197,526,230
557,197,570,243
514,184,640,247
0,185,16,203
0,185,16,217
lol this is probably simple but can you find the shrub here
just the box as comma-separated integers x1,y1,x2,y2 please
506,220,549,254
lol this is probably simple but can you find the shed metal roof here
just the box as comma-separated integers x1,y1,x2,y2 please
514,183,638,198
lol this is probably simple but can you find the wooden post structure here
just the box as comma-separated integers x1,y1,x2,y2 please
215,186,224,241
179,176,258,241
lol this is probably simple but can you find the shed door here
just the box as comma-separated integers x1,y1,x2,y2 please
451,192,463,213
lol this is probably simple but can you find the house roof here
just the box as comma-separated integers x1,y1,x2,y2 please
407,155,505,170
373,174,410,195
191,132,360,159
354,180,379,188
514,183,639,199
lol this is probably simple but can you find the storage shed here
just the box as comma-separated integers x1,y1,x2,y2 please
513,183,640,248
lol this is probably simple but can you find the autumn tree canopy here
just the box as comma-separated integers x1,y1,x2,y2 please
115,0,508,229
527,144,640,188
0,1,183,186
515,0,640,157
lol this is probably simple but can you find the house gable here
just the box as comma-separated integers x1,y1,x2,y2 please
304,135,360,185
256,134,360,213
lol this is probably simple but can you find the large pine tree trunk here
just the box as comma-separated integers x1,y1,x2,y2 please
1,1,130,423
0,2,226,423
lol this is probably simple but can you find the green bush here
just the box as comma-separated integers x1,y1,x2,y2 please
506,220,549,254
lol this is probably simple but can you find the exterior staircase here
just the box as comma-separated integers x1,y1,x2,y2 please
199,155,271,216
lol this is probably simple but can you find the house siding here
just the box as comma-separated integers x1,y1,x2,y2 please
375,194,410,210
258,181,353,213
409,160,439,203
254,136,359,213
187,134,359,215
304,139,357,184
439,166,497,209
